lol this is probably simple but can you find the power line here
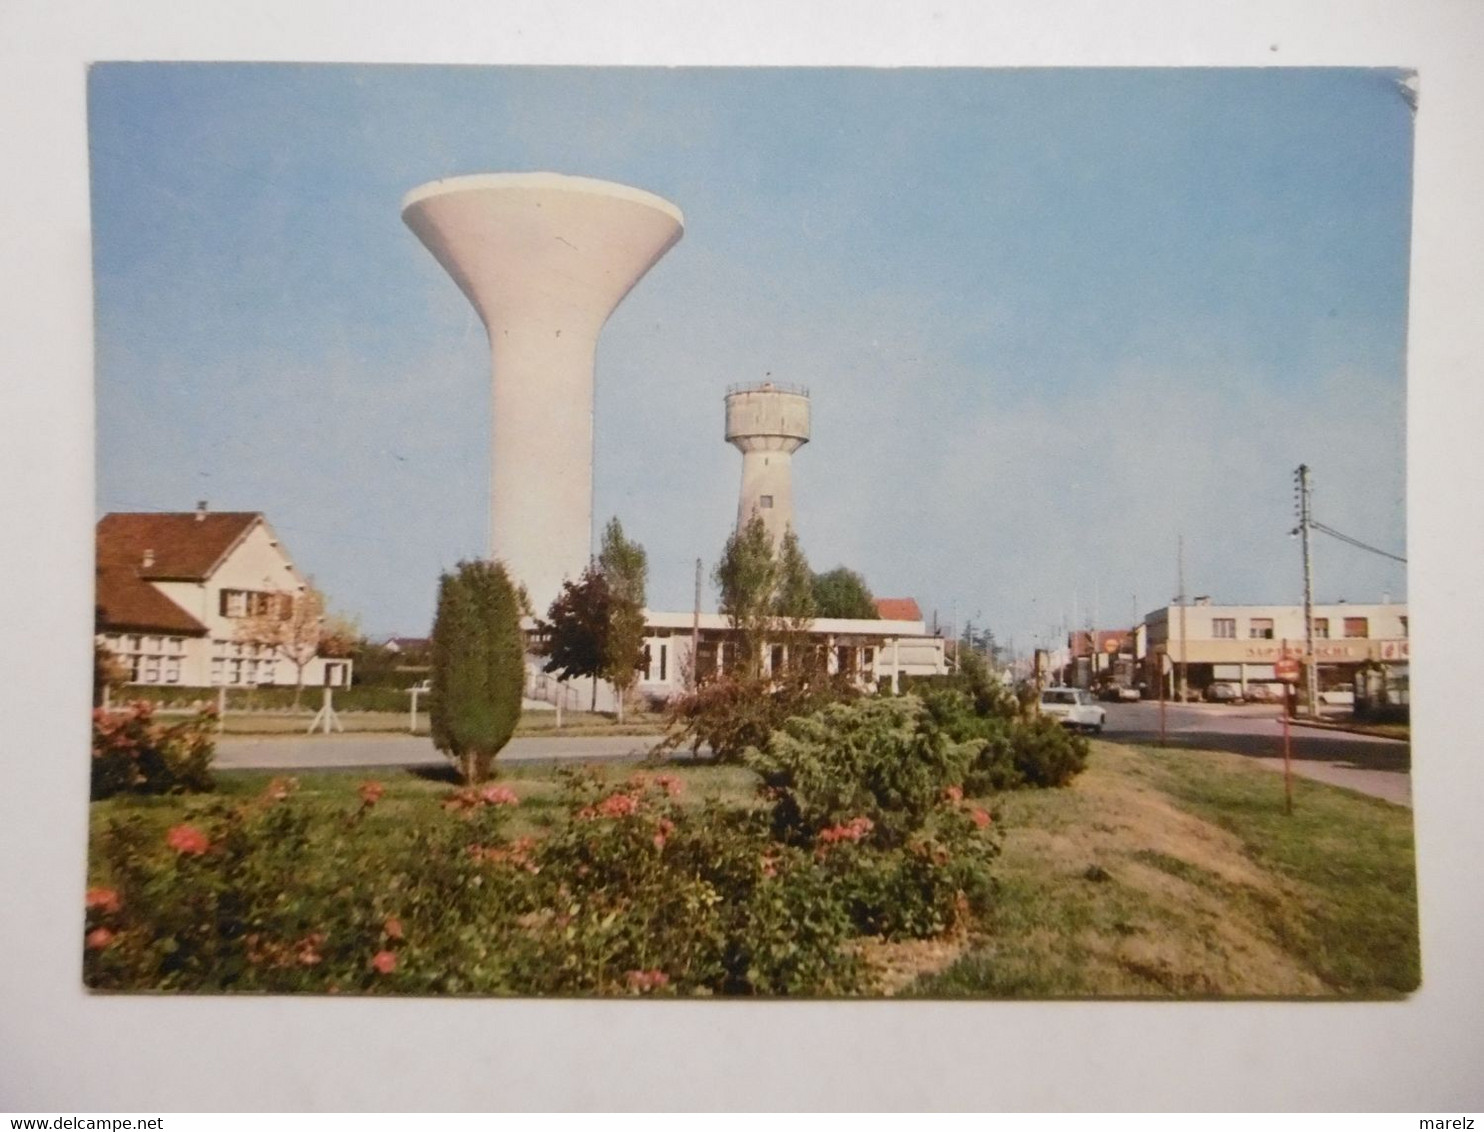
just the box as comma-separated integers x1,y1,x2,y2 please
1311,521,1408,565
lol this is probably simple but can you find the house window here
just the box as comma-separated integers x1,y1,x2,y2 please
1249,618,1275,640
659,644,668,683
1399,616,1408,638
220,589,287,618
165,658,181,684
759,495,774,509
1343,617,1369,639
1212,618,1236,639
1313,618,1329,639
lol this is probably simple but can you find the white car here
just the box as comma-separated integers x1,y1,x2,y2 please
1039,687,1106,733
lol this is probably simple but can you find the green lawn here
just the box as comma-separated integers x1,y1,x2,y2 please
912,740,1419,998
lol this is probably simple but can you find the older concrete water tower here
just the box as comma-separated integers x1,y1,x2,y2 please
725,382,811,543
402,172,684,613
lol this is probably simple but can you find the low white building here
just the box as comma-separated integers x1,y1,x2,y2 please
95,506,351,690
525,597,948,710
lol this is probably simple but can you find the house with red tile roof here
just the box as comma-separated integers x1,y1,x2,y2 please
95,504,351,690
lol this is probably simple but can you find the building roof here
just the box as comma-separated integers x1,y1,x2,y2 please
97,511,262,580
874,597,922,622
95,510,263,636
95,564,208,635
384,636,431,652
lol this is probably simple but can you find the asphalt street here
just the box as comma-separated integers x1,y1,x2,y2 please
214,732,669,771
214,700,1411,806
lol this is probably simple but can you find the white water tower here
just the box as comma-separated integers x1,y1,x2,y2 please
724,381,810,543
402,172,684,612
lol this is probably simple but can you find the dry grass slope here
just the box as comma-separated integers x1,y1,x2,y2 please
912,740,1417,998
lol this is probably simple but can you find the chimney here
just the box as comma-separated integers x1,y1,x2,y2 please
196,500,208,522
142,549,155,570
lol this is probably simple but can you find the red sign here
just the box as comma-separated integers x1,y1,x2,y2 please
1275,656,1301,683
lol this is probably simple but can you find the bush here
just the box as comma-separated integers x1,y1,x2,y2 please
660,670,858,763
1009,715,1089,788
85,769,868,996
920,689,1088,793
746,695,980,848
901,648,1020,721
86,780,537,994
91,702,215,800
429,560,526,784
817,805,1000,939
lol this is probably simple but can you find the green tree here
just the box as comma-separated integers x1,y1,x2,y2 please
713,513,779,679
811,567,879,620
773,528,817,673
599,518,648,722
540,564,611,711
429,559,525,784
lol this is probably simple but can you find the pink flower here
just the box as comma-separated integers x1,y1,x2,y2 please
265,777,298,802
625,968,669,992
818,816,875,846
358,781,386,806
479,784,519,807
371,950,397,975
652,818,675,850
85,927,115,951
971,808,991,830
760,854,780,879
943,785,964,804
85,887,121,914
596,792,640,819
655,774,684,798
166,824,210,856
384,917,404,941
296,932,327,967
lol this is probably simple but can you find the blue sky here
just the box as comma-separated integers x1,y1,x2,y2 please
90,65,1412,647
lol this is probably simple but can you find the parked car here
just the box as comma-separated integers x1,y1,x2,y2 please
1204,682,1244,704
1039,687,1106,733
1097,685,1142,703
1243,682,1285,704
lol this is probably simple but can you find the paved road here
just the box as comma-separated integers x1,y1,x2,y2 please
215,732,669,771
215,701,1411,807
1101,700,1411,807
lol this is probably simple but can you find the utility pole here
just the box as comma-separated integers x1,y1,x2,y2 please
690,557,701,689
1177,534,1188,703
1295,464,1318,718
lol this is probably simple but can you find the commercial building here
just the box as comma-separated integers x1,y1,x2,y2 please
95,507,351,690
1137,599,1408,698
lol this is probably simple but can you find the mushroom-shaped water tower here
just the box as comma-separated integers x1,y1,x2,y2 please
402,172,684,613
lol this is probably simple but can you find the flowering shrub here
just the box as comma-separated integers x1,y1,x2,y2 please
817,804,999,939
91,702,215,800
84,767,868,996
